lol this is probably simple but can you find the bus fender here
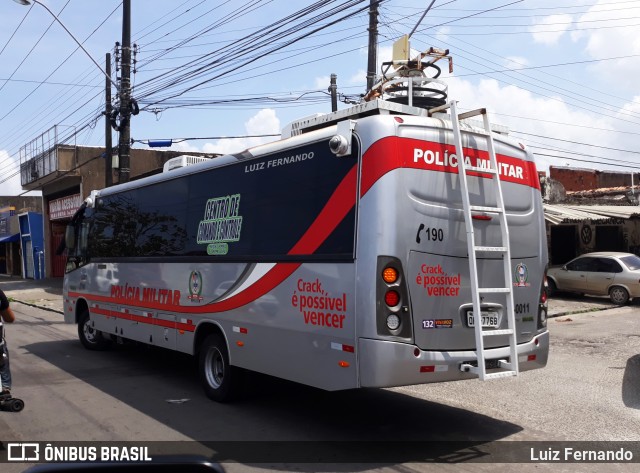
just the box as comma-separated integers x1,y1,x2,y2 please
193,321,228,358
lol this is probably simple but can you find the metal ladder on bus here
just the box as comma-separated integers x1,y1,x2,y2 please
430,100,519,381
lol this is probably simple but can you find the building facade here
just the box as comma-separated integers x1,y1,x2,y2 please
20,144,211,278
0,197,42,278
544,167,640,265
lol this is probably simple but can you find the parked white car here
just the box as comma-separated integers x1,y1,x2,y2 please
547,251,640,305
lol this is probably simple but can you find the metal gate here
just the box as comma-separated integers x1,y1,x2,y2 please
24,239,34,278
51,231,66,277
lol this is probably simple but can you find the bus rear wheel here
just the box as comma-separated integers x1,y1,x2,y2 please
198,333,240,402
78,309,110,350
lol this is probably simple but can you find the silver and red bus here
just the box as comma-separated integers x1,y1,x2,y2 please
63,91,548,402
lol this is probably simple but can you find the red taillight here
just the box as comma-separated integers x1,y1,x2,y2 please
385,290,400,307
540,288,547,304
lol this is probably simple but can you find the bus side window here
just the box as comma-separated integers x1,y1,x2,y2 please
79,222,90,256
65,225,76,251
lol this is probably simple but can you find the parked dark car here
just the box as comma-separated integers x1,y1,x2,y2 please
547,252,640,305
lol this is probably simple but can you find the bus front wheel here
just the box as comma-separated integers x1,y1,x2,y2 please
78,309,110,351
198,333,240,402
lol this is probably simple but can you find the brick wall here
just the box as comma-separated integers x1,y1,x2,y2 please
549,166,637,192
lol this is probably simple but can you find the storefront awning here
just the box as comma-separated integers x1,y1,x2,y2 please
0,233,19,243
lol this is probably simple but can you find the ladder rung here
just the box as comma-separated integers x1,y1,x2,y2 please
498,360,515,370
478,287,511,294
465,129,491,138
469,205,503,213
428,103,451,115
458,108,487,121
463,365,516,379
482,329,514,336
483,371,517,380
474,246,507,253
465,165,497,174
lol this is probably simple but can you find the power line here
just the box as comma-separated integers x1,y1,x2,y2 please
0,78,101,88
0,0,71,95
0,2,33,59
136,1,375,108
512,131,640,156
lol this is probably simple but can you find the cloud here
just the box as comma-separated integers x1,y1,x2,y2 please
445,76,628,173
200,109,281,155
314,75,331,89
170,141,201,153
0,149,41,197
435,26,451,42
529,14,574,45
504,56,529,70
573,0,640,91
348,69,366,85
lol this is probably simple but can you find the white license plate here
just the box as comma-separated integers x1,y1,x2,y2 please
467,311,500,328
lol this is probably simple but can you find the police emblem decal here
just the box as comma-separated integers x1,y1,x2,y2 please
188,270,204,302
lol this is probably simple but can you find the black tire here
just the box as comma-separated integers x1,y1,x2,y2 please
78,309,110,350
198,333,240,402
9,398,24,412
609,286,629,305
547,279,557,297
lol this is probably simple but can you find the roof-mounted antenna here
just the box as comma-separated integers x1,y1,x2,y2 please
363,0,453,108
409,0,437,39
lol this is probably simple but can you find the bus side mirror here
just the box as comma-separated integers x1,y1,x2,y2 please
65,226,76,251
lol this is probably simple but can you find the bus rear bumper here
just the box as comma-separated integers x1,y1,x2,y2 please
358,331,549,387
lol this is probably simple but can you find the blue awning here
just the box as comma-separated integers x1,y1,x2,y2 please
0,233,19,243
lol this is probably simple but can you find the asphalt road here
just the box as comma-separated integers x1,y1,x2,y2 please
0,301,638,473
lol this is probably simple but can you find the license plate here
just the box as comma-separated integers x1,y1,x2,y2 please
467,311,500,328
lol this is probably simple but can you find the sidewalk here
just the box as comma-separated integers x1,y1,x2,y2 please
0,276,64,314
0,275,616,318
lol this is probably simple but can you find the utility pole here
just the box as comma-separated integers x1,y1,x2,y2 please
366,0,378,92
118,0,132,183
104,52,113,188
329,74,337,112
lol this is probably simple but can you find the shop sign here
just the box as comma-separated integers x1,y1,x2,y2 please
50,194,82,220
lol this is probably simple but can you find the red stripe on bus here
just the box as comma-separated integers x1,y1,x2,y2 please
91,306,196,332
67,163,362,314
67,164,359,314
289,165,358,255
174,165,359,313
360,136,541,197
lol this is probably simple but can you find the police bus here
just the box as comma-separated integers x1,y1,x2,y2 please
63,47,549,402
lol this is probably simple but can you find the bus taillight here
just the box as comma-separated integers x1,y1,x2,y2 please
538,271,549,329
386,314,401,331
385,290,400,307
382,267,398,284
376,257,413,340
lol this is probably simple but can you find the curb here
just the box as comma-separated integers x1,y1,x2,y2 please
548,305,613,319
11,298,64,315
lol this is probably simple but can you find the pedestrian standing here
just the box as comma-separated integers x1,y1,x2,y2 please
0,288,15,395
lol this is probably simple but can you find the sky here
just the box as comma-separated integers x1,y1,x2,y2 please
1,0,639,196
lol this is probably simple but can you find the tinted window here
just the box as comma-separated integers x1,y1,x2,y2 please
595,257,622,273
90,179,188,258
88,139,358,260
620,254,640,271
566,257,597,272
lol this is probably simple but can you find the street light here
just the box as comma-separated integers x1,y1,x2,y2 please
12,0,119,91
13,0,134,185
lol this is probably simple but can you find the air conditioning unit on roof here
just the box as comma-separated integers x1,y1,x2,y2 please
163,155,211,173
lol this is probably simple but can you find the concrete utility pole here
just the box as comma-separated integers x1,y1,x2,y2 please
329,74,337,112
105,53,113,188
366,0,378,92
118,0,132,183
